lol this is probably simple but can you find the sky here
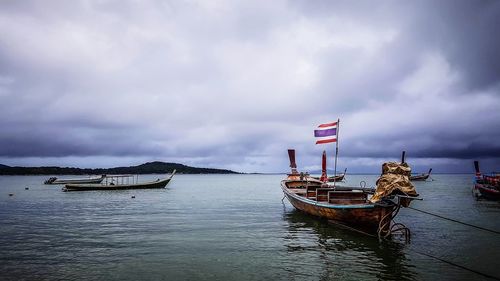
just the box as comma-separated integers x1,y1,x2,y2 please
0,0,499,173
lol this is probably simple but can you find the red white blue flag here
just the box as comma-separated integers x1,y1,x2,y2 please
314,121,337,144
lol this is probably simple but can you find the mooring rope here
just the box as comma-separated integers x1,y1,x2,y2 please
408,206,500,235
409,248,500,281
328,220,377,237
327,219,500,280
282,190,500,279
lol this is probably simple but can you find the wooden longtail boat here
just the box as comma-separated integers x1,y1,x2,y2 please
313,168,347,182
328,169,347,182
63,170,176,192
282,149,419,237
410,168,432,181
473,161,500,200
44,175,106,185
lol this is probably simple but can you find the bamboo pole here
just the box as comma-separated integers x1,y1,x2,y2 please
333,118,340,189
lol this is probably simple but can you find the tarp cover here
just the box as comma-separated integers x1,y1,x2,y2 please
370,162,418,206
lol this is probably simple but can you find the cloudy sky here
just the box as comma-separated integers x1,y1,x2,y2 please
1,0,499,173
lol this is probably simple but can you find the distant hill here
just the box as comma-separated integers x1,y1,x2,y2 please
0,161,239,175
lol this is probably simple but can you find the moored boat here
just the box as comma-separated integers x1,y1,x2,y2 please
313,168,347,182
44,175,106,185
473,161,500,200
63,170,176,192
410,168,432,181
327,168,347,182
282,149,420,237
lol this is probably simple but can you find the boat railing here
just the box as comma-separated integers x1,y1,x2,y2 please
306,186,370,204
327,190,368,204
103,174,138,185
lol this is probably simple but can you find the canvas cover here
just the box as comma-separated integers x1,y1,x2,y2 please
370,162,418,206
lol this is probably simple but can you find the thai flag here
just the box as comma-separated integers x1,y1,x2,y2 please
314,121,337,144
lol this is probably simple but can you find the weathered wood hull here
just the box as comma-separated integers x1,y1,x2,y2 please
64,177,172,192
281,182,393,234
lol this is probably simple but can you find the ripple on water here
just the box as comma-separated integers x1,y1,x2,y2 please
0,174,499,281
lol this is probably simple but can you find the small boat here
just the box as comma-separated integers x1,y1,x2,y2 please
44,175,106,185
327,169,347,182
282,149,420,237
63,170,176,192
313,168,347,182
410,168,432,181
473,161,500,200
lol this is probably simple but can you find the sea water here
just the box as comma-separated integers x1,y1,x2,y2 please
1,174,499,281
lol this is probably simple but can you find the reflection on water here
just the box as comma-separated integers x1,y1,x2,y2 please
282,209,417,281
1,174,499,281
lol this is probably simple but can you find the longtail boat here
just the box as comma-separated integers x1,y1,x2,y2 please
44,175,106,185
473,161,500,200
410,168,432,181
328,168,347,182
281,149,420,238
313,168,347,182
63,170,176,192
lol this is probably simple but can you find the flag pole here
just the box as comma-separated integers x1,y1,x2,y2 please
333,118,340,188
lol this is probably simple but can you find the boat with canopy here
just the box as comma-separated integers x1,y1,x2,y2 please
63,170,176,192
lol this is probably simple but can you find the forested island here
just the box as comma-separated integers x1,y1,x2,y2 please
0,161,238,175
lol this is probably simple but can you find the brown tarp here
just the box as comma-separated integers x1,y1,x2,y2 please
370,162,418,206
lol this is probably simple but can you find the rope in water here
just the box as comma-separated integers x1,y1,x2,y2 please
409,248,500,281
283,194,500,278
326,219,500,281
408,206,500,235
403,206,500,280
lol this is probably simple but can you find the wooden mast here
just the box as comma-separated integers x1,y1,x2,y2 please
288,149,298,175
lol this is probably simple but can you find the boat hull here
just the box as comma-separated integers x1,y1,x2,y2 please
45,176,105,185
281,182,393,234
472,162,499,200
474,183,500,200
410,174,429,181
312,174,345,182
411,169,432,181
64,178,171,192
327,174,345,182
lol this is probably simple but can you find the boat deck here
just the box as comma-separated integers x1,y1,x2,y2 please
285,185,371,205
63,171,176,192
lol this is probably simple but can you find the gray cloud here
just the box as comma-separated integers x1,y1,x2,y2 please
0,0,499,173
